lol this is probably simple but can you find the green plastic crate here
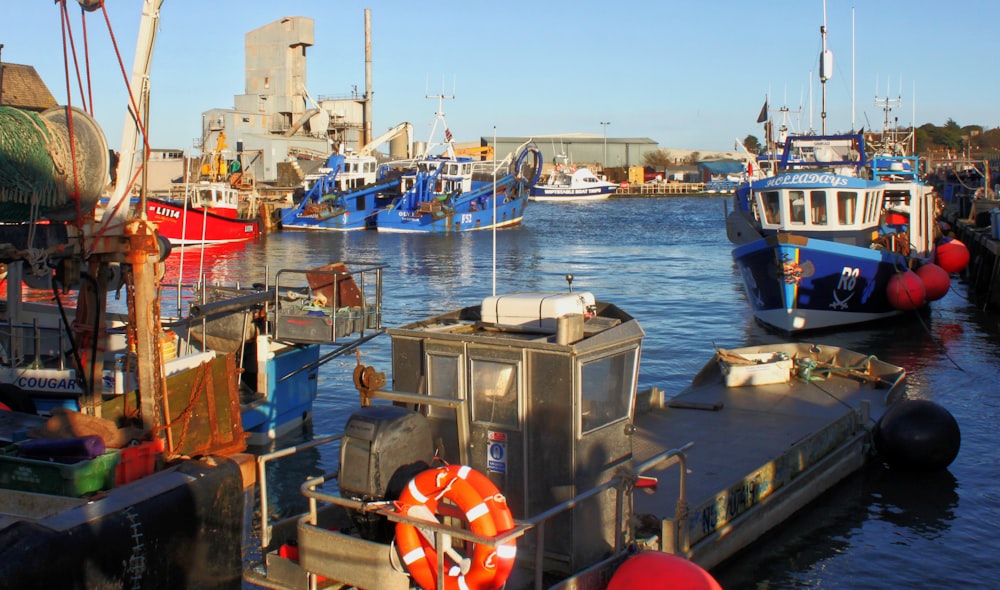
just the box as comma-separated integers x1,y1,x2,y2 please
0,446,120,497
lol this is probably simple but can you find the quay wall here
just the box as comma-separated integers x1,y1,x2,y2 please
616,182,710,196
944,203,1000,311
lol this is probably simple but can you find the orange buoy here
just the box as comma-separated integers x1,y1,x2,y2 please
608,551,722,590
915,263,950,301
886,270,926,311
935,238,969,273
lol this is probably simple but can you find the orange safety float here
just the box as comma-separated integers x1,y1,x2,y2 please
395,465,516,590
444,464,517,590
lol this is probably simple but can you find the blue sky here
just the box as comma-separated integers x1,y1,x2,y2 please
2,1,994,154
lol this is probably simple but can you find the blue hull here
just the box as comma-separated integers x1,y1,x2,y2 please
280,208,373,231
281,179,399,231
733,234,909,333
376,178,528,233
240,344,320,444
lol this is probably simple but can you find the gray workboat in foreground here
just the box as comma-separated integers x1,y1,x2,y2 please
243,286,935,589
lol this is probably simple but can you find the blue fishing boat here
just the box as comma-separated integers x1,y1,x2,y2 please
725,24,954,333
375,96,542,233
280,123,413,231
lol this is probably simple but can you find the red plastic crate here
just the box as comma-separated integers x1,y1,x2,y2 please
115,440,161,485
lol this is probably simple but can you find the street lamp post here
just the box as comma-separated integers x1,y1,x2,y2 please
599,121,610,168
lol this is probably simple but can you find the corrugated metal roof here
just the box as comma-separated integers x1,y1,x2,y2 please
0,63,58,111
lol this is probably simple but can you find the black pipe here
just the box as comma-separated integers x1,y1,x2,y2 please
188,289,275,319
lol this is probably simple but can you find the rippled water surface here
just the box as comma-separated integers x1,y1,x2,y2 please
179,196,1000,589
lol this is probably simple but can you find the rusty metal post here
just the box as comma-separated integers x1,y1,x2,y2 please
125,218,169,448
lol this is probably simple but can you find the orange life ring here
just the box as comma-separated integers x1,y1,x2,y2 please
395,466,515,590
445,464,517,590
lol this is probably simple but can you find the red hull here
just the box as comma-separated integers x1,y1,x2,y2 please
146,199,259,244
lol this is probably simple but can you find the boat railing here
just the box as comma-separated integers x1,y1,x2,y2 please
271,262,384,345
0,316,71,370
248,396,693,589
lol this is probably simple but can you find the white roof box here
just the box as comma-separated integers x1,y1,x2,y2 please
481,292,596,331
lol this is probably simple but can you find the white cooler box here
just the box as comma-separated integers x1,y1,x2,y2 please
481,292,596,330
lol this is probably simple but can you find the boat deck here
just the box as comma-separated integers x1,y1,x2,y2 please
630,363,897,570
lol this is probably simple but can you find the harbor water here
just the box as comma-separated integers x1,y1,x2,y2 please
167,196,1000,589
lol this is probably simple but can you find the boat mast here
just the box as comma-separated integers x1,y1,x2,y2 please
423,90,455,159
819,0,833,135
101,0,163,231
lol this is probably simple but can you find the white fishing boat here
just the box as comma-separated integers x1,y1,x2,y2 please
530,154,618,202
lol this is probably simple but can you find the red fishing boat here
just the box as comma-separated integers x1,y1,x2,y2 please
146,181,260,244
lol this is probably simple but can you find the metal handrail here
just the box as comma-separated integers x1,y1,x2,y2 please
255,432,343,549
286,438,694,590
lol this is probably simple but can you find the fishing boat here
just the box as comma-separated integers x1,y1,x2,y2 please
241,280,953,590
723,21,963,334
145,181,260,244
145,133,261,245
530,153,618,202
3,259,386,446
0,1,257,586
280,122,413,231
374,96,542,233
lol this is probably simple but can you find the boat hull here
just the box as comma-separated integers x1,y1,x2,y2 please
528,185,616,202
376,181,528,233
732,233,910,333
11,345,321,446
240,344,320,445
280,180,399,232
147,198,260,244
0,454,249,589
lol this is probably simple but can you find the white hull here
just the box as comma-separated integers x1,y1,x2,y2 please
529,191,612,202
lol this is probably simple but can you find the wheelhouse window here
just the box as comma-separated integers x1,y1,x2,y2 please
837,191,857,224
863,190,880,224
580,348,638,435
789,190,806,225
760,191,781,224
427,353,462,418
809,190,828,225
470,359,519,428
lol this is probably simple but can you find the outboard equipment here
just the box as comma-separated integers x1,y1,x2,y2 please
338,405,434,542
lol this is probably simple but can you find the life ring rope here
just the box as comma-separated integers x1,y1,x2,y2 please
394,464,516,590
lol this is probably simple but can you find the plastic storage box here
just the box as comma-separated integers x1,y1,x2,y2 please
0,445,120,497
719,352,793,387
115,440,161,486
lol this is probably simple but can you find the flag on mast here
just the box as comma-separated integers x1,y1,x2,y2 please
756,98,769,123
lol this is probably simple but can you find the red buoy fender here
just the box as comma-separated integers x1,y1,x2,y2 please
935,237,970,273
886,269,926,311
395,466,507,590
608,551,722,590
915,263,950,301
